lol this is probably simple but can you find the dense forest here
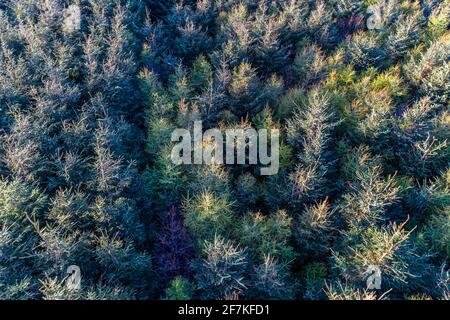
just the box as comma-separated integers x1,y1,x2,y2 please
0,0,448,300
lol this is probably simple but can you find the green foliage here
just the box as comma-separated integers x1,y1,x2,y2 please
324,281,379,300
39,276,136,300
293,43,327,88
192,235,248,299
294,199,335,261
285,88,339,204
183,191,234,249
189,55,212,93
228,62,282,116
302,262,327,300
392,97,448,178
345,32,386,70
234,173,259,209
237,211,296,263
339,146,399,225
423,0,450,41
332,220,433,294
165,277,196,300
425,211,450,258
95,234,154,296
0,179,47,223
249,255,295,300
403,35,450,103
386,12,423,62
0,0,448,301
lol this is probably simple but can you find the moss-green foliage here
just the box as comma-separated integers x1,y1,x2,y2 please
183,191,234,249
332,220,433,293
237,211,296,263
302,262,328,300
0,0,448,300
165,277,196,300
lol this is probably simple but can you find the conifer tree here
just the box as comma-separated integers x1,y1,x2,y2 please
294,199,335,261
0,0,448,301
285,88,339,206
192,235,249,299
